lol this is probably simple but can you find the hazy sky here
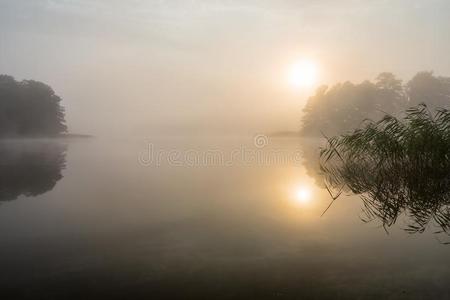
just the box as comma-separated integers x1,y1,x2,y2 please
1,0,450,136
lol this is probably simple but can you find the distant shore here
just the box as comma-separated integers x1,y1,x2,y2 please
0,133,93,140
58,133,93,139
268,130,300,137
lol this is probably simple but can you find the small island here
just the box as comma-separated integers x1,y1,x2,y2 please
0,75,89,138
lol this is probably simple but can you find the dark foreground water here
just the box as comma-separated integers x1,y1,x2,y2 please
0,137,449,299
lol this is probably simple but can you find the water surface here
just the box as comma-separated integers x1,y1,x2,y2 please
0,137,449,299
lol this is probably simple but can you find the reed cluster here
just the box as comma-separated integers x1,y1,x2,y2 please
320,104,450,238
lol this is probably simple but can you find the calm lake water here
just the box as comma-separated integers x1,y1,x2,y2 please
0,137,449,299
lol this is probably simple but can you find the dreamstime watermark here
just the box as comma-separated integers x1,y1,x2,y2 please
253,134,269,148
138,134,303,167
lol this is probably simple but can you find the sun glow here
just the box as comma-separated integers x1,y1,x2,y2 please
288,59,318,88
293,185,312,205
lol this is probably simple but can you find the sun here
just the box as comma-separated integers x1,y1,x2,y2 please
288,59,318,88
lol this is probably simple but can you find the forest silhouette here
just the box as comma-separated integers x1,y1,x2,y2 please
0,75,67,137
301,72,450,136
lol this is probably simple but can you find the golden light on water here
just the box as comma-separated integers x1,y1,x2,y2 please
288,59,319,88
292,185,313,205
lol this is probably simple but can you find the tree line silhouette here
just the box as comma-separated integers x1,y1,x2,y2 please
301,72,450,136
0,75,67,137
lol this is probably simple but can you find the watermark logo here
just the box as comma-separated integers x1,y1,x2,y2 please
138,134,302,167
253,134,269,148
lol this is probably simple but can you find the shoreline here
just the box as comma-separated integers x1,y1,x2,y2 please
0,133,93,140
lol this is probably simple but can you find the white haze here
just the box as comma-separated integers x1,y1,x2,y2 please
1,0,450,136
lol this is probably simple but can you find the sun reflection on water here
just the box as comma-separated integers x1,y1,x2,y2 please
290,185,313,206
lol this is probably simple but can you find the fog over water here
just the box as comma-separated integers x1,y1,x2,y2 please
1,137,449,299
2,1,450,299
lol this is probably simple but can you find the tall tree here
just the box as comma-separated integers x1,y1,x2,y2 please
407,71,450,109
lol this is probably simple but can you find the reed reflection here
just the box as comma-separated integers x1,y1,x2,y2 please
319,105,450,241
0,141,67,202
